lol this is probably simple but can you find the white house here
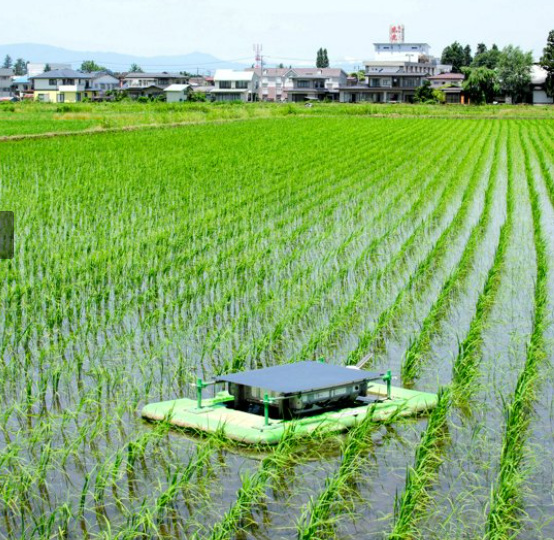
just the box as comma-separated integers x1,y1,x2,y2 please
30,69,95,102
285,68,347,102
164,84,191,102
90,71,120,94
531,65,553,105
245,67,347,101
212,70,260,102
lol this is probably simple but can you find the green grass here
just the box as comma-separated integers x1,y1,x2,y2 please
3,100,554,137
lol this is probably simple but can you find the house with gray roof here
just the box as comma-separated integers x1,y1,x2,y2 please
246,67,347,102
122,72,188,98
30,69,95,102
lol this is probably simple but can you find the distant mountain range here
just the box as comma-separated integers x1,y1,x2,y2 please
0,43,361,74
0,43,249,74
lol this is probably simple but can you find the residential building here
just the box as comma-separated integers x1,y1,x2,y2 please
27,63,71,77
212,70,259,102
339,34,452,103
164,84,191,102
188,75,214,100
0,68,15,97
30,69,95,103
90,71,120,94
286,68,347,102
246,67,347,101
531,65,553,105
122,72,188,98
427,72,465,103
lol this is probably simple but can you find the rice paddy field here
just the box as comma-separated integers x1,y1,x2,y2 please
1,106,554,539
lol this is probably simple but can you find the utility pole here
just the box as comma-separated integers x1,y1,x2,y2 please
253,43,263,101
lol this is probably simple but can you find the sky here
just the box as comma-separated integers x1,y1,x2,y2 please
2,0,552,64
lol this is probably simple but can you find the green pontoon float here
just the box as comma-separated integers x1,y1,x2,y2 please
141,361,438,445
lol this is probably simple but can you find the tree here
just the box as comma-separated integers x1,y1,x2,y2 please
316,48,329,68
277,63,285,69
441,42,467,73
413,79,444,103
476,43,487,56
3,55,12,69
44,63,51,72
80,60,104,73
497,45,533,103
463,45,473,67
316,48,323,68
322,48,329,68
540,30,554,98
462,66,500,104
13,58,26,76
472,43,501,69
129,63,143,73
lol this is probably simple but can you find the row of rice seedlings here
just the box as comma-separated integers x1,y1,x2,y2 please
483,125,551,540
401,124,504,384
348,121,495,367
451,128,515,406
206,425,298,540
295,409,392,539
526,122,554,209
388,388,451,540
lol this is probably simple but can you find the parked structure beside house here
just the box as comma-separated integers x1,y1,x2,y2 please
11,76,31,97
212,70,259,102
0,68,14,97
427,72,464,103
90,71,120,95
530,65,553,105
30,69,95,102
122,72,188,99
164,84,192,102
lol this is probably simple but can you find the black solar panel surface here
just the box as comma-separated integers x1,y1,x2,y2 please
215,361,382,395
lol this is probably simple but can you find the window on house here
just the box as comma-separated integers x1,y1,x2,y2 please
49,79,56,86
236,81,248,89
219,81,232,89
297,80,310,88
56,94,65,103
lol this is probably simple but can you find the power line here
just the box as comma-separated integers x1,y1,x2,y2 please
52,56,253,68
